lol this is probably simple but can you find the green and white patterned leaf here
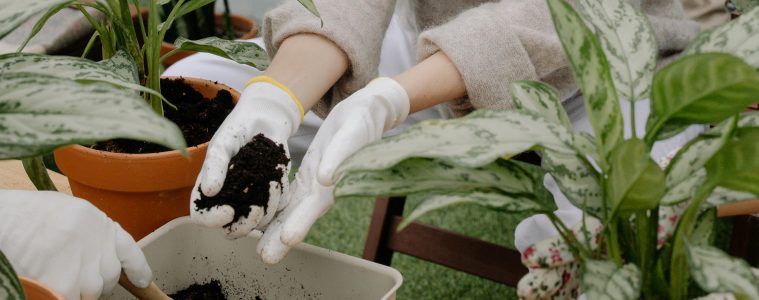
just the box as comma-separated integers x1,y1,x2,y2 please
606,139,665,212
0,250,24,300
399,190,551,230
548,0,624,163
691,209,716,246
577,0,657,102
335,158,544,199
685,7,759,68
705,127,759,195
0,0,70,39
0,52,165,101
336,110,592,178
0,73,186,159
510,80,572,129
173,37,270,70
688,245,759,298
706,187,757,207
581,260,642,300
645,53,759,143
542,149,603,216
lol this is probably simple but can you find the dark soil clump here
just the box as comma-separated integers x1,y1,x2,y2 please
194,134,289,228
169,280,226,300
93,77,234,153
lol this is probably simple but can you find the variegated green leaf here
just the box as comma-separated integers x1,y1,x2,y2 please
581,260,642,300
399,190,551,230
548,0,624,163
0,51,165,101
688,245,759,298
645,53,759,144
607,139,665,212
172,37,270,70
577,0,657,102
0,0,70,39
706,187,757,207
0,73,186,159
336,110,592,178
542,149,603,216
335,158,544,199
510,80,572,129
691,209,716,246
297,0,322,21
705,127,759,195
0,250,24,300
685,7,759,68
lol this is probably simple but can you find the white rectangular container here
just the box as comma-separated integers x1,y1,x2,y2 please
104,217,402,300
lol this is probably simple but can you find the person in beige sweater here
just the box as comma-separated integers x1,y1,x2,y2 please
174,0,720,267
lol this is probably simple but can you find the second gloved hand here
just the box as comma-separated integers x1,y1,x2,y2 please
191,76,303,238
256,77,410,264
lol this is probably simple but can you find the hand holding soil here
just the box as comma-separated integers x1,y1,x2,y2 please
190,80,300,238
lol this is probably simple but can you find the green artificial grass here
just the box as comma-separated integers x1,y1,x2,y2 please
304,196,532,299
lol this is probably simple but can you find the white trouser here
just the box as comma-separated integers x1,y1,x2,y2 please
164,15,443,167
164,13,706,253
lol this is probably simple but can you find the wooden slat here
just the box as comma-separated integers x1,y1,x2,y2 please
0,160,71,195
363,197,406,265
386,216,527,286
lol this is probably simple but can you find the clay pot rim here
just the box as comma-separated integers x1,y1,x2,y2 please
19,276,65,300
63,76,237,161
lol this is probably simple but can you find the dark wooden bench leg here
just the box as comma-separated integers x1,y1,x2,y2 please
363,197,406,265
729,215,759,267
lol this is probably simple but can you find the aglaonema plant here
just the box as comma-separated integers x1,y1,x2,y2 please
333,0,759,298
0,0,320,190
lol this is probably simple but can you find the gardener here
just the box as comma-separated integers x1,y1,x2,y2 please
169,0,723,265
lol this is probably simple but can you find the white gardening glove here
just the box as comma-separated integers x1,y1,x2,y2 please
0,190,152,300
256,77,410,264
190,76,303,238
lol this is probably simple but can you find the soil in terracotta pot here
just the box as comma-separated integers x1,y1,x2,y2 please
93,78,234,153
169,280,226,300
194,134,289,228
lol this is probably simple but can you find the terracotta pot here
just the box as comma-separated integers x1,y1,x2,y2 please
19,276,65,300
160,13,258,67
54,77,240,240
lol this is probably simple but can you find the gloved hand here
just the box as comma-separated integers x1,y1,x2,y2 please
190,76,303,238
256,77,410,264
0,190,152,300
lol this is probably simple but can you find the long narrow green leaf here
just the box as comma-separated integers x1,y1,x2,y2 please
685,7,759,68
399,190,552,230
581,260,642,300
606,139,665,212
688,245,759,298
577,0,658,102
0,73,186,159
645,53,759,143
0,250,24,300
705,127,759,195
336,110,592,180
0,0,71,39
335,158,543,199
15,0,77,52
297,0,321,18
171,37,270,70
547,0,624,164
510,80,572,128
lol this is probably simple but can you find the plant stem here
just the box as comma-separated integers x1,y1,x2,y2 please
547,212,592,260
607,218,624,266
635,209,656,298
21,157,57,191
630,99,638,138
222,0,234,40
669,181,718,300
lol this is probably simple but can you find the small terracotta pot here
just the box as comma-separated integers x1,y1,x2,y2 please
160,13,258,67
19,276,65,300
54,77,239,240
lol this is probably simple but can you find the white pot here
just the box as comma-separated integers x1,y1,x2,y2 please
103,217,402,300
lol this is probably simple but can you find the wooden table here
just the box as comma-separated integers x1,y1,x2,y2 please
0,160,71,194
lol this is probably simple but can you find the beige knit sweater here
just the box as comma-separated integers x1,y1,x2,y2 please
263,0,702,118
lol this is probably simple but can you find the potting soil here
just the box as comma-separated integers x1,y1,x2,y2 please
195,134,289,228
168,280,226,300
93,77,235,153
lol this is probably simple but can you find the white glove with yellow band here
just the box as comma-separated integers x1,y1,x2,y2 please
256,77,410,264
190,76,304,238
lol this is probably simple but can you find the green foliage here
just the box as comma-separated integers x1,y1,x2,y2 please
335,0,759,298
581,260,642,300
0,250,24,300
172,36,270,69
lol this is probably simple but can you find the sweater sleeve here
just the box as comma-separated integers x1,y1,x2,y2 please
417,0,701,117
263,0,397,118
